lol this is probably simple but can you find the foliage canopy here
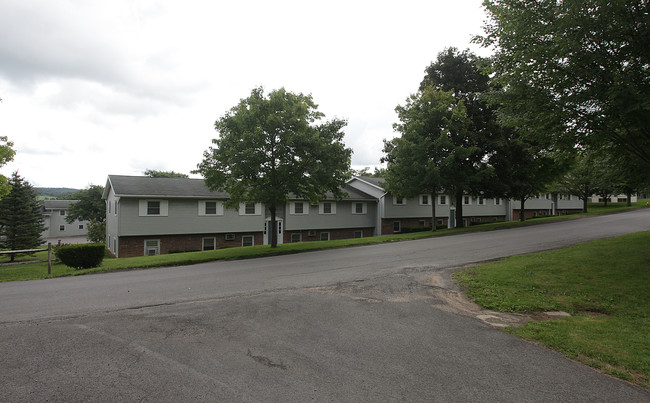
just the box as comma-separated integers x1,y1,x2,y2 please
0,136,16,200
478,0,650,168
196,87,352,247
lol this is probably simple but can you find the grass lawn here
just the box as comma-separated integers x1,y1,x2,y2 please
455,230,650,388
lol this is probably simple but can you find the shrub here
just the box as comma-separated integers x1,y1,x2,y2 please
55,243,105,269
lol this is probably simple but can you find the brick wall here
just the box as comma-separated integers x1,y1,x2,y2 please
381,218,441,235
284,227,375,243
117,232,264,258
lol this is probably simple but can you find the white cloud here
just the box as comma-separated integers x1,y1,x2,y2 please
0,0,490,188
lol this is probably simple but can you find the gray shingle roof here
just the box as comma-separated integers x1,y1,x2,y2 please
106,175,229,198
355,176,386,190
106,175,376,201
42,200,77,209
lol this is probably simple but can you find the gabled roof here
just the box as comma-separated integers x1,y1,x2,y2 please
42,200,78,209
351,176,386,191
104,175,228,199
103,175,377,201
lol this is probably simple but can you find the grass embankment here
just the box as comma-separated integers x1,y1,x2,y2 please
455,230,650,388
1,200,647,283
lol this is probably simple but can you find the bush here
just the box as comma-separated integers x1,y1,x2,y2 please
55,243,105,269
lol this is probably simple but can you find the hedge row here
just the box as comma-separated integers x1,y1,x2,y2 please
55,243,105,269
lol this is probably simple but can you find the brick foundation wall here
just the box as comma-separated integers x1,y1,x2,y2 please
117,232,264,258
284,227,375,243
381,218,443,235
512,209,581,221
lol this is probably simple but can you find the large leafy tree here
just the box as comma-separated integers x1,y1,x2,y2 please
196,87,352,248
0,172,45,260
478,0,650,168
415,48,499,226
0,136,16,199
556,152,607,213
64,185,106,222
383,87,472,230
63,185,106,243
143,169,188,178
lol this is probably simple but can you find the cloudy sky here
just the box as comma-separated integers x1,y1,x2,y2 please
0,0,490,189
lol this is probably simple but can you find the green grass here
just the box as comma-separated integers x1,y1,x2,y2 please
455,231,650,388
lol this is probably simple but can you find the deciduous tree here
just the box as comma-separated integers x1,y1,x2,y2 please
143,169,188,178
0,136,16,200
64,185,106,243
478,0,650,168
64,185,106,223
383,87,472,230
195,87,352,247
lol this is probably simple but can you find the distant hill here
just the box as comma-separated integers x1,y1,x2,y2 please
35,187,79,199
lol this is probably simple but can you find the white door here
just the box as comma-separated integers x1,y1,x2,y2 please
264,219,283,245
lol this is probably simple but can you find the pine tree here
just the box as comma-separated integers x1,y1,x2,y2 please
0,172,45,261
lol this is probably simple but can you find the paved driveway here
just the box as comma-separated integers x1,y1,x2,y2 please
1,210,649,401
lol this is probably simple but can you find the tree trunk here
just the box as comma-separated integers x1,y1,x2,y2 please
269,204,277,248
455,191,464,228
626,192,632,207
430,193,437,232
519,197,526,222
582,197,588,213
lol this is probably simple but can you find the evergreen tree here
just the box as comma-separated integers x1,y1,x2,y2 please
0,172,45,261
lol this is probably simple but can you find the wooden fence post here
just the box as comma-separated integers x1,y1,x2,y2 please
48,243,52,275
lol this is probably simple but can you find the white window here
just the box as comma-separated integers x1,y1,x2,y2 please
308,230,316,237
319,202,336,214
114,200,118,215
144,239,160,256
352,202,367,214
199,200,224,216
242,235,254,247
108,202,111,214
320,232,330,241
419,220,426,227
494,198,501,205
463,196,471,205
60,210,65,216
139,200,168,216
78,224,84,230
59,225,65,231
439,195,447,205
393,196,405,205
437,218,444,225
202,237,216,251
478,197,485,205
239,203,261,216
291,233,302,243
419,195,431,205
354,230,363,238
290,201,308,215
225,233,235,241
393,221,401,233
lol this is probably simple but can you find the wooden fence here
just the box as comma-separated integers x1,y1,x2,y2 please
0,243,53,274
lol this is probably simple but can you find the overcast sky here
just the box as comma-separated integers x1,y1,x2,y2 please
0,0,490,189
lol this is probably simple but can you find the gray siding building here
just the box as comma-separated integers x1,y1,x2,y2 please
42,200,89,241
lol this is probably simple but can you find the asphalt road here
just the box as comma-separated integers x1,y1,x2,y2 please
1,210,649,401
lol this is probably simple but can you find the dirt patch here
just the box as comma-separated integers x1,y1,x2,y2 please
309,266,540,328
